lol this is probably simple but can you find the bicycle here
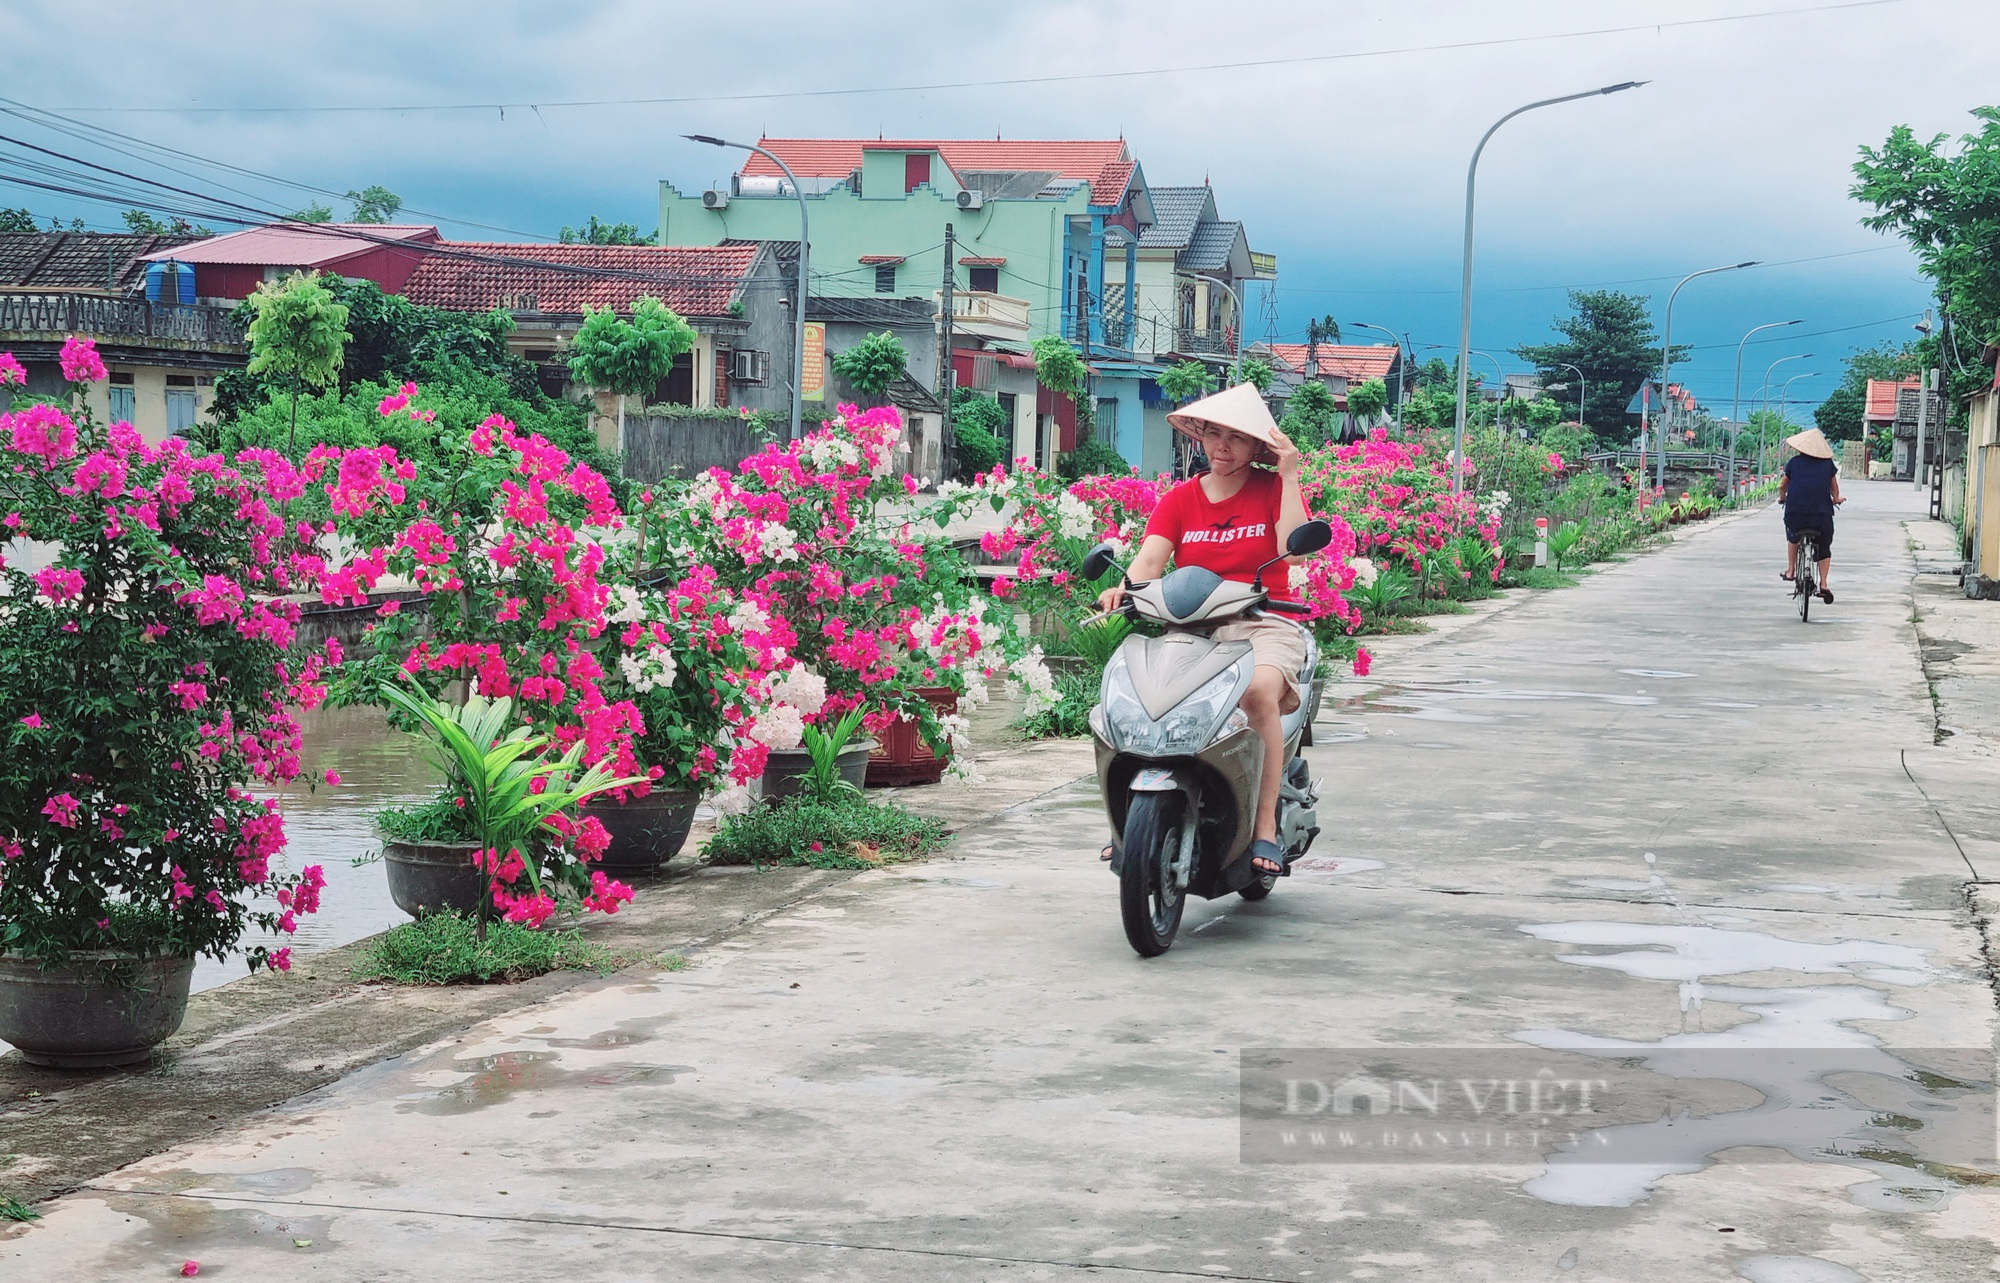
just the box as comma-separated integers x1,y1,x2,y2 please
1791,528,1827,622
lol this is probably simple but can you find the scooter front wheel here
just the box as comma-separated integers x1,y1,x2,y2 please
1120,791,1186,957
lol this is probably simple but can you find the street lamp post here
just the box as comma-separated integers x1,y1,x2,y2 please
1729,320,1803,500
1773,374,1820,466
1552,362,1586,433
1452,81,1647,492
1754,353,1813,477
1653,261,1759,490
1348,320,1408,435
685,134,810,441
1190,271,1245,381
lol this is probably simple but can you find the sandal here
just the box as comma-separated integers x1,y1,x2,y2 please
1779,571,1795,581
1100,844,1116,862
1820,588,1833,604
1249,838,1285,876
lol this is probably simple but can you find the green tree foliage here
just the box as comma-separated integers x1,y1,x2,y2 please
1814,342,1919,440
243,271,350,449
1516,290,1687,448
560,216,653,245
345,185,404,224
288,202,335,223
830,330,909,403
1346,378,1388,422
949,389,1008,479
0,207,37,234
1156,359,1217,405
1031,336,1087,396
566,297,696,399
1279,379,1339,447
1852,107,2000,343
1238,356,1275,392
121,209,210,236
1302,315,1340,369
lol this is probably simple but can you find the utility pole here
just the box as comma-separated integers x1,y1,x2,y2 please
939,222,956,484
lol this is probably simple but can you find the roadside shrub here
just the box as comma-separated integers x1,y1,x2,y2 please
1017,668,1099,739
705,795,949,867
352,912,618,985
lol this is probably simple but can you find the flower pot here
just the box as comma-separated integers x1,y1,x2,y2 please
382,837,487,919
759,739,876,807
580,789,699,873
0,952,195,1068
867,687,961,788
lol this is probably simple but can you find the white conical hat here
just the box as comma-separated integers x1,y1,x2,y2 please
1784,427,1833,459
1166,383,1286,461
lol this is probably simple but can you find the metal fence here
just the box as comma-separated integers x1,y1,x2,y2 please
0,293,245,347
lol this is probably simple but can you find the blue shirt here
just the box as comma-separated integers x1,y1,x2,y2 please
1783,454,1837,517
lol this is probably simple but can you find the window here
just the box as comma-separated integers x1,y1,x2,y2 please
903,153,931,193
968,266,999,294
874,263,897,294
166,389,197,436
109,385,134,423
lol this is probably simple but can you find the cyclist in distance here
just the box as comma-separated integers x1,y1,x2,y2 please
1779,426,1843,603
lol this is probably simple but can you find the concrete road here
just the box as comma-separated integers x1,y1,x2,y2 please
8,481,1997,1281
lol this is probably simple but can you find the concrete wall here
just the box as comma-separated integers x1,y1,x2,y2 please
623,410,766,483
22,360,219,444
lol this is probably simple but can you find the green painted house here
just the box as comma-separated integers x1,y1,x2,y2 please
659,138,1266,476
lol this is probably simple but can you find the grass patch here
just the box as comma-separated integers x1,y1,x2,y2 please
1506,567,1581,590
352,912,622,985
1016,668,1099,739
705,795,950,868
1355,616,1432,636
1408,598,1473,615
0,1195,40,1222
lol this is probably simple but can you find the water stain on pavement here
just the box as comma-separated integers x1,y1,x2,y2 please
101,1193,335,1266
396,1049,695,1115
1618,668,1696,678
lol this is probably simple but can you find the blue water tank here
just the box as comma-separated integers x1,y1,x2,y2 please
145,260,194,305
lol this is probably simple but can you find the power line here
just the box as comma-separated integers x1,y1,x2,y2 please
37,1,1901,115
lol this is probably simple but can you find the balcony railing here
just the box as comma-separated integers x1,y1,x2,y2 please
938,290,1031,336
1173,326,1231,356
0,292,246,349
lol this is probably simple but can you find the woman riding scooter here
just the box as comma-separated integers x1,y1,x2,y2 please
1097,383,1313,879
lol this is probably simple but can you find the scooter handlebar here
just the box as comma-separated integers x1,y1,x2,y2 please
1261,599,1313,616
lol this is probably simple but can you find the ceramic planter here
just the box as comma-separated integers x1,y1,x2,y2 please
759,739,876,807
579,789,699,873
381,837,486,919
867,687,961,788
0,952,195,1068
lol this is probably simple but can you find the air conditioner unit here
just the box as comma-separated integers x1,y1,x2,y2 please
955,190,984,211
702,189,730,210
729,349,769,384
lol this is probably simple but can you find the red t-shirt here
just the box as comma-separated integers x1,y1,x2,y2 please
1143,470,1301,602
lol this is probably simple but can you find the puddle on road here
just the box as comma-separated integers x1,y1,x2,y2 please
1291,856,1386,876
1512,917,1980,1211
1618,669,1696,679
1350,681,1658,723
1735,1257,1865,1283
396,1049,694,1115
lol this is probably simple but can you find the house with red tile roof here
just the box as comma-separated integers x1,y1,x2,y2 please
142,223,440,301
660,136,1174,471
1256,342,1404,420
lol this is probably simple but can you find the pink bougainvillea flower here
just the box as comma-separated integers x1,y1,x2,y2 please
19,712,42,728
323,769,342,786
58,335,108,384
268,948,292,973
41,792,80,827
9,402,79,464
0,350,25,386
1352,647,1373,678
180,1262,200,1278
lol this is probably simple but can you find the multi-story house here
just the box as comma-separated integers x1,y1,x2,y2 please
1,231,247,441
660,137,1227,474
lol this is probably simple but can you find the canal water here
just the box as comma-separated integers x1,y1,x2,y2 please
189,705,436,993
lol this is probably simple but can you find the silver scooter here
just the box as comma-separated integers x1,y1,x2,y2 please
1079,520,1333,956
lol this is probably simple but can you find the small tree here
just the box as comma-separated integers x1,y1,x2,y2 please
244,271,350,450
1239,356,1275,392
830,330,909,405
0,207,36,234
1157,359,1217,405
1280,380,1339,448
1303,315,1341,372
1347,378,1388,423
122,209,210,237
1032,335,1099,453
346,186,404,224
560,217,651,246
288,202,335,224
565,297,697,449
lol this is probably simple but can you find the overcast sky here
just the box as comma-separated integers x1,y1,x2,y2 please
8,0,1992,414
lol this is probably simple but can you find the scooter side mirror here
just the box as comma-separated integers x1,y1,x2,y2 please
1286,519,1334,558
1080,542,1120,582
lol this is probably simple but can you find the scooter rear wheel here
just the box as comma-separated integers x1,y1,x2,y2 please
1238,874,1277,901
1119,792,1186,957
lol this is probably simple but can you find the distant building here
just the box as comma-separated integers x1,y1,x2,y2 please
1256,342,1403,411
143,223,441,301
1865,376,1925,477
1,231,247,441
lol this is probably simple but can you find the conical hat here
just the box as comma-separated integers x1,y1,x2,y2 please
1166,383,1285,460
1784,427,1834,459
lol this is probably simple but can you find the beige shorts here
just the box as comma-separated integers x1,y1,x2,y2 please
1213,617,1309,714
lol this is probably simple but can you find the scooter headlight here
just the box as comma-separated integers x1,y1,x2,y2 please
1115,666,1244,756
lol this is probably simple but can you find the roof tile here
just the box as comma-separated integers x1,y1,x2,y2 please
402,242,760,317
742,138,1134,204
0,232,201,292
1266,343,1399,384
